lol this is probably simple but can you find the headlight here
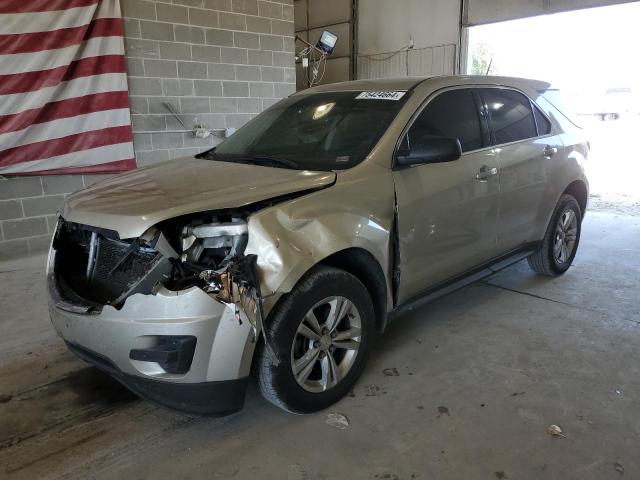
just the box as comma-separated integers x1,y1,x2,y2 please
180,218,248,268
164,216,266,347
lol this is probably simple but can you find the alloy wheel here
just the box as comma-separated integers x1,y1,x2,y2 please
290,296,362,393
554,208,578,264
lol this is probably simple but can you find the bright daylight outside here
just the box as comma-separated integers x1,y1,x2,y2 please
467,2,640,215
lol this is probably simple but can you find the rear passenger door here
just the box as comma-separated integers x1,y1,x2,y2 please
393,88,501,303
480,88,559,251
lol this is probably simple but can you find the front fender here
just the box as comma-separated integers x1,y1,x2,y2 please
245,163,396,314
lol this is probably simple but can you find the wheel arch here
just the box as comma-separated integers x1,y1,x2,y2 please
318,247,389,334
563,179,588,217
250,248,389,379
258,247,389,341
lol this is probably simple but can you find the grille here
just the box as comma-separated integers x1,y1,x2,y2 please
90,236,160,303
54,221,167,307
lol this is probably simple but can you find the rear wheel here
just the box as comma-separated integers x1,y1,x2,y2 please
527,194,582,276
256,266,374,413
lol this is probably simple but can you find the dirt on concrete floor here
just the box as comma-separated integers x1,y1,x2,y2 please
588,193,640,217
1,211,639,480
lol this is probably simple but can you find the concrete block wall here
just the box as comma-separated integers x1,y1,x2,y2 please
124,0,296,165
0,0,295,261
0,175,113,260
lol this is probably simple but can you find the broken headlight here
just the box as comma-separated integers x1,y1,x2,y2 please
164,215,253,302
165,216,264,337
160,213,275,360
180,217,248,269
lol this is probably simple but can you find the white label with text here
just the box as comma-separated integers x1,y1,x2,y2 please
355,91,406,101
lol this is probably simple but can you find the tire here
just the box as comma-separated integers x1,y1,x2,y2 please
527,194,582,276
256,265,375,413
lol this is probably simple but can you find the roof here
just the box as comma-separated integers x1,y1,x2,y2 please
301,77,424,93
297,75,552,95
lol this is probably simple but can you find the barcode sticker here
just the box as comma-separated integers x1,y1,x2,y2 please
356,91,406,101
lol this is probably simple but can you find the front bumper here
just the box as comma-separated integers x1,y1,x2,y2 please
48,251,258,415
66,341,248,415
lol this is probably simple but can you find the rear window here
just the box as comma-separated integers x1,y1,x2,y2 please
482,88,537,144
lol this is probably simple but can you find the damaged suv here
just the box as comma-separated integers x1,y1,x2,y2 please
48,76,589,415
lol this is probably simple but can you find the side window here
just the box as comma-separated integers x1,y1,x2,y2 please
540,89,582,129
482,89,537,144
406,89,485,153
533,104,552,135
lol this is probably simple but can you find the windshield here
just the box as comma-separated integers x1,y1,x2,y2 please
203,91,410,171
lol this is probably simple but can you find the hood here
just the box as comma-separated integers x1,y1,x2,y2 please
61,157,336,238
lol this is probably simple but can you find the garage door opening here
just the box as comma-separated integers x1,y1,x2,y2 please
465,2,640,216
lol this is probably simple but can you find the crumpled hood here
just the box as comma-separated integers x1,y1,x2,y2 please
61,157,336,238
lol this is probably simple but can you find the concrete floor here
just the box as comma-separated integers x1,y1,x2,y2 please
1,210,639,480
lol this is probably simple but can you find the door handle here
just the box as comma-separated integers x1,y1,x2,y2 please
543,145,558,158
476,165,498,181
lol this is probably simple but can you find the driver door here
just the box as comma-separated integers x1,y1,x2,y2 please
393,88,501,303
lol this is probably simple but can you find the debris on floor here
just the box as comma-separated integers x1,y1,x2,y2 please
382,367,399,376
326,412,349,430
287,463,309,479
0,393,12,403
437,406,450,417
546,424,567,438
364,384,386,396
613,462,624,475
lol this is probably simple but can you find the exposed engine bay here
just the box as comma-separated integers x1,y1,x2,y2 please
52,209,264,333
159,211,251,294
158,211,266,335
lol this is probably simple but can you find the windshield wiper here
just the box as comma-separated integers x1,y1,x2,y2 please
245,155,299,169
197,150,300,169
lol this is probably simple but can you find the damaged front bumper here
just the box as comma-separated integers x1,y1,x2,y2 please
47,221,264,415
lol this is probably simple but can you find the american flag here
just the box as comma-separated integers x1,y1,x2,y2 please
0,0,136,175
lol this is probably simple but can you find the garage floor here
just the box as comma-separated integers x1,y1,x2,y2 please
1,210,638,480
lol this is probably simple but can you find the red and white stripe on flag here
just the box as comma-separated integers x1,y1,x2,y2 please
0,0,136,175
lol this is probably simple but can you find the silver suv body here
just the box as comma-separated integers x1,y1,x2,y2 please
48,76,589,414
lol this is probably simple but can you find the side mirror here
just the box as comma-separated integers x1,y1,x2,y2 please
397,136,462,166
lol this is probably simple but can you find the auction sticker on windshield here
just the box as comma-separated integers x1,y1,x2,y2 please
356,91,406,100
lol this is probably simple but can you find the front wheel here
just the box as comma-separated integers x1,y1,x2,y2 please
256,266,375,413
527,194,582,276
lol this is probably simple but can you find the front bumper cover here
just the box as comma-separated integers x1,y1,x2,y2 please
48,246,259,415
66,341,248,415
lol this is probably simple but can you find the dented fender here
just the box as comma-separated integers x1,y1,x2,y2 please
245,162,397,313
